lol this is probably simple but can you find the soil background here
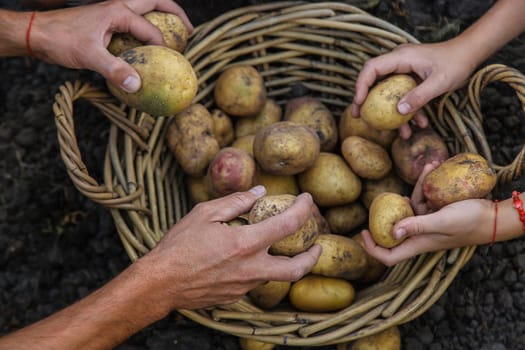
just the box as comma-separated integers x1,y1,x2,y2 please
2,0,525,349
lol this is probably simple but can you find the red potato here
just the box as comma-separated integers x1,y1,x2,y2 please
391,128,449,185
207,147,256,197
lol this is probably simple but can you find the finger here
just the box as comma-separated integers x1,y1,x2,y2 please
125,0,194,33
110,9,165,46
410,161,439,213
397,77,449,116
247,192,314,249
398,124,412,139
86,46,142,93
201,185,267,223
413,110,429,128
264,244,322,281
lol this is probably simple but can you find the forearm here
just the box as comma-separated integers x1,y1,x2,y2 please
0,9,34,57
448,0,525,69
0,259,171,350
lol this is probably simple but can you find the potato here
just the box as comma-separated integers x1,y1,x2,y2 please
166,104,219,177
107,45,198,117
284,96,338,152
391,127,449,185
298,152,362,207
339,104,397,148
311,234,368,280
207,147,255,197
211,109,235,147
254,168,299,196
289,275,355,312
254,121,320,176
350,326,401,350
361,172,407,209
214,65,267,117
341,136,392,180
239,338,276,350
369,192,414,248
248,280,291,309
324,202,367,235
231,134,255,157
422,152,497,210
108,11,188,56
312,204,331,235
248,194,319,256
186,176,212,204
360,74,417,130
352,232,387,284
235,99,282,138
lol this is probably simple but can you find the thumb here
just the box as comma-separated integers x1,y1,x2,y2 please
397,77,447,115
392,214,433,241
88,47,142,93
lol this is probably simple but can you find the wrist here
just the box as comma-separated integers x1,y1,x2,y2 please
0,10,34,57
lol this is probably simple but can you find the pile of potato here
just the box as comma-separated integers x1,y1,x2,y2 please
164,63,499,324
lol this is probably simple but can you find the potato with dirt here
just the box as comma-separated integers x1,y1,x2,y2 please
298,152,362,207
108,11,189,56
107,45,198,117
248,280,291,309
239,338,275,350
187,176,212,204
289,275,355,312
254,168,300,196
361,172,407,209
391,127,449,185
248,194,319,256
166,104,219,177
211,109,235,147
349,326,401,350
352,232,387,284
341,136,392,180
231,134,255,156
422,152,497,210
360,74,417,130
253,121,320,176
324,202,368,235
339,104,397,148
207,147,255,197
214,65,267,117
369,192,414,248
235,99,282,138
284,96,338,152
311,234,369,280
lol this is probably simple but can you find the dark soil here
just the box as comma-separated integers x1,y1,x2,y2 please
2,0,525,349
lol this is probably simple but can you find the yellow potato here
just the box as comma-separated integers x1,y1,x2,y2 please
165,104,219,177
235,99,282,138
339,104,397,148
254,121,320,176
214,65,267,117
352,232,387,284
248,280,291,309
248,194,319,256
211,109,235,147
108,11,188,56
107,45,197,117
239,338,276,350
231,134,255,157
186,176,212,204
351,326,401,350
361,172,407,209
360,74,417,130
422,152,497,210
311,234,368,280
298,152,362,207
289,275,355,312
369,192,414,248
341,136,392,180
324,203,367,235
254,168,300,196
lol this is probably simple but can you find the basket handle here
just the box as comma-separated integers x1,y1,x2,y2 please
52,80,150,209
464,64,525,184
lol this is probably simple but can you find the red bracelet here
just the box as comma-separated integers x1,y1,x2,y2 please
25,11,37,58
491,199,498,245
512,191,525,233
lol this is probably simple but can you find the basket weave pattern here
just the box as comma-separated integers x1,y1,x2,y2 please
52,2,525,346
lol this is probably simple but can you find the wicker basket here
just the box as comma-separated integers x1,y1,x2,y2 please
52,2,525,347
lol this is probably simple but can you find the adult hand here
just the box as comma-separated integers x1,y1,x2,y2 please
351,41,476,139
137,186,322,310
360,162,493,266
30,0,193,92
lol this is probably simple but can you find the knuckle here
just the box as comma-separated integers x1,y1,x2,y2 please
288,266,307,282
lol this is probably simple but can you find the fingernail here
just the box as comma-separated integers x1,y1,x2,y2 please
121,75,140,93
249,185,266,197
394,228,406,240
398,102,411,115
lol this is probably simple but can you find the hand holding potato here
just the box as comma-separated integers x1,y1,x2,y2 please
140,186,322,310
